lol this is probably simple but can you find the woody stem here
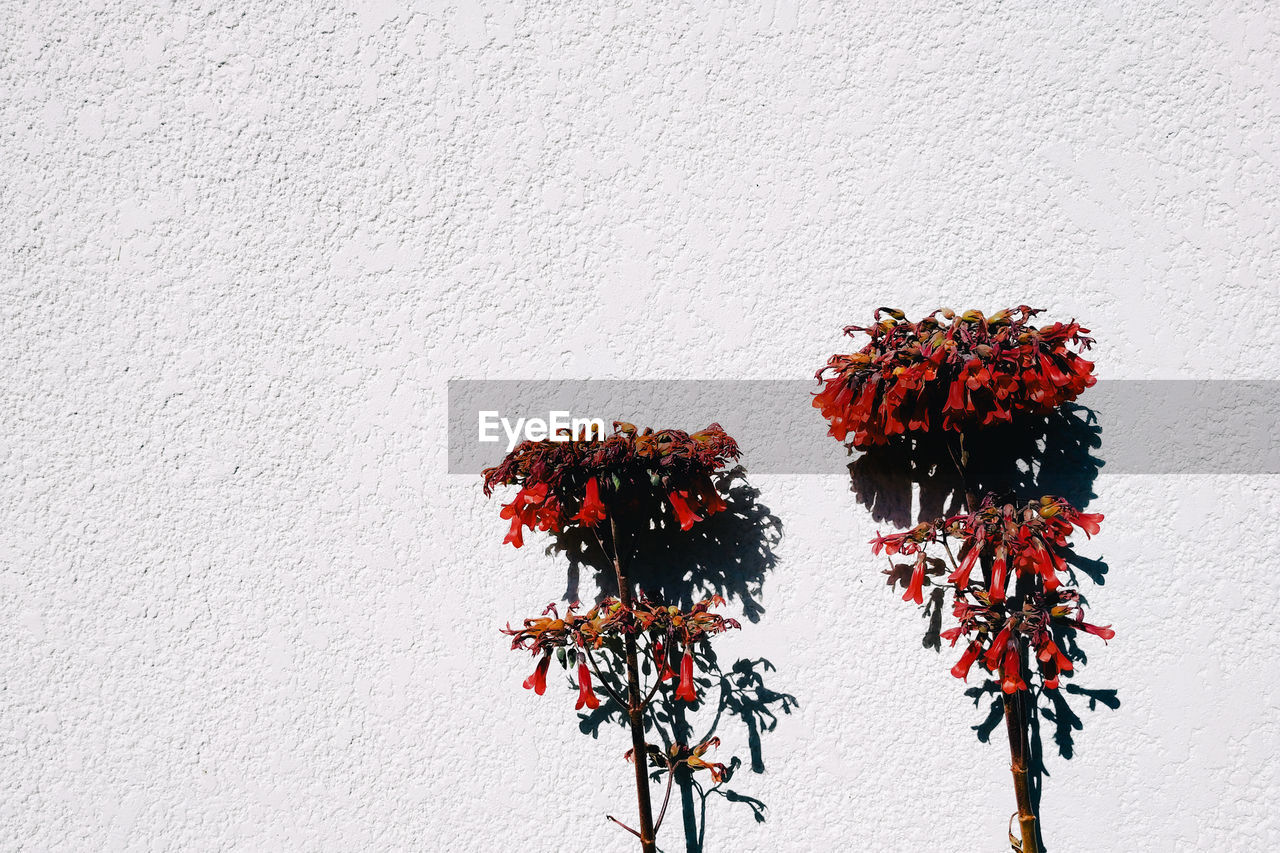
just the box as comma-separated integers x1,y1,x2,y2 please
1003,685,1039,853
609,514,658,853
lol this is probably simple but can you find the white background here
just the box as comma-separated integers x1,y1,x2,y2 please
4,2,1280,851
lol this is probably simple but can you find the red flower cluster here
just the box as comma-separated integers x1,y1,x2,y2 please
814,307,1096,446
944,589,1114,694
502,596,740,709
873,496,1111,693
482,422,740,547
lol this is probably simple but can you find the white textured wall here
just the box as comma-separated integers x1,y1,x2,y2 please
4,2,1280,851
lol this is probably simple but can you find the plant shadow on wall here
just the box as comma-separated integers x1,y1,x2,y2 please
548,468,795,853
848,404,1120,848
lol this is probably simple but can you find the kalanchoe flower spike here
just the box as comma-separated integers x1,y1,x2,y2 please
488,422,743,853
819,309,1109,853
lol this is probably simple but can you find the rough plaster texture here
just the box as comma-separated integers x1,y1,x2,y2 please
4,1,1280,851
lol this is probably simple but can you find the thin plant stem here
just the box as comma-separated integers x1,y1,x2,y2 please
583,647,628,709
606,816,641,839
608,513,659,853
653,762,677,833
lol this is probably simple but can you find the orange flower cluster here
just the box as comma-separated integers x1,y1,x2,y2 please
874,496,1111,693
502,596,740,709
482,422,740,547
814,307,1096,446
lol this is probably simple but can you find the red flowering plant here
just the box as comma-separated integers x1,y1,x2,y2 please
817,308,1109,853
814,306,1095,446
484,421,743,853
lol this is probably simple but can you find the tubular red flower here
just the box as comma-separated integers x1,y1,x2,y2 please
523,653,551,695
985,624,1011,671
1039,655,1060,690
1073,511,1103,538
654,641,679,682
1000,643,1027,694
502,513,525,548
903,556,926,605
1077,620,1115,641
815,308,1095,446
483,422,739,543
675,650,698,703
574,659,600,711
989,554,1008,602
951,641,982,681
948,545,979,589
694,476,728,516
573,476,607,527
668,490,703,531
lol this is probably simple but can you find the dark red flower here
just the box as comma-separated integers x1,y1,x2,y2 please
948,545,979,590
484,422,739,544
653,640,679,682
694,476,728,515
868,495,1109,694
989,553,1009,602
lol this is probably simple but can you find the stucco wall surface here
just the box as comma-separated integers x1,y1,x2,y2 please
4,1,1280,851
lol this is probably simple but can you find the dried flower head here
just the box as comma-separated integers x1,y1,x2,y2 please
628,738,730,785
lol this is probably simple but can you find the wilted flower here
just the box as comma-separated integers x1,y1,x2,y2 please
630,739,730,786
681,738,729,784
